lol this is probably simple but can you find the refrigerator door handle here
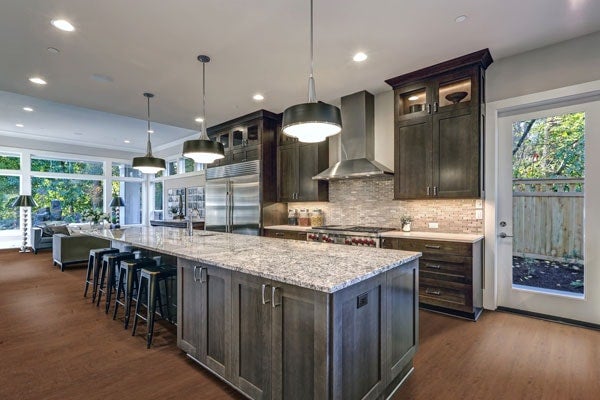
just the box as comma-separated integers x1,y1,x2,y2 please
228,180,234,233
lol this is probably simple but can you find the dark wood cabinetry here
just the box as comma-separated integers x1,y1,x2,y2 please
382,237,483,320
386,49,492,199
177,259,232,379
207,110,281,169
264,228,307,241
277,138,329,202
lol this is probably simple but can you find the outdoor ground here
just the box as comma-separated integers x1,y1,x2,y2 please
512,256,584,294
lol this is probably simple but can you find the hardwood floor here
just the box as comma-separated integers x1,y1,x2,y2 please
1,250,599,399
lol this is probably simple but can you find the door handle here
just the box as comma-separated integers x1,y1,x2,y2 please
498,232,513,238
433,186,438,196
271,286,281,308
426,186,431,196
426,104,432,114
433,102,439,113
261,284,271,304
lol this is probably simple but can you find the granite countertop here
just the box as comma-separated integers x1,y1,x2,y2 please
381,230,484,243
264,225,313,231
87,227,420,293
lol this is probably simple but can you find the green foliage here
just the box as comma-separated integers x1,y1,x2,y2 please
31,157,103,175
32,177,103,223
0,175,20,229
0,155,20,170
512,112,585,179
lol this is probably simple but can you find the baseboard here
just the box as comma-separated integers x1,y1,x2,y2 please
496,306,600,330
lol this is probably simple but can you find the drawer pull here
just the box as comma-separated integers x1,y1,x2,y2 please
275,232,285,237
261,284,271,304
425,288,441,296
425,263,441,269
425,244,441,249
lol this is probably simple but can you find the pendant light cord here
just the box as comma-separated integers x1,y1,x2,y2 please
201,61,207,140
308,0,317,103
146,95,153,157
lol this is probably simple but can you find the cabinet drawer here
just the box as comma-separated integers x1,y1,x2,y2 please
419,283,466,305
398,239,472,257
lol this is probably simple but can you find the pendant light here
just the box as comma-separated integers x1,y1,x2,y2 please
132,93,166,174
282,0,341,143
182,55,225,164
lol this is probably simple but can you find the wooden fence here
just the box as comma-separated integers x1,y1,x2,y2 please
512,178,584,262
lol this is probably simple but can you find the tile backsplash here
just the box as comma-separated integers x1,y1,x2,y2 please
289,176,483,234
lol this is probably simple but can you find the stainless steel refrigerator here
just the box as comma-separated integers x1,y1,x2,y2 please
205,160,261,235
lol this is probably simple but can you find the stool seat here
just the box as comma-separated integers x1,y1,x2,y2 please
132,264,177,348
84,248,118,300
96,252,135,313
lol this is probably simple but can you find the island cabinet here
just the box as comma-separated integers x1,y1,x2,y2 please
177,257,419,400
382,237,483,320
177,259,232,380
385,49,493,199
277,140,329,202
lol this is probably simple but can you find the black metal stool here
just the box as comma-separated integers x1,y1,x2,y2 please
96,252,135,313
113,258,156,329
131,265,178,348
83,248,118,300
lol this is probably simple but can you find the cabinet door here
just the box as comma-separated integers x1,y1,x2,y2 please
395,117,433,199
297,143,318,201
394,81,434,123
271,282,329,400
198,265,232,380
177,261,202,358
432,108,480,197
277,145,298,202
231,273,272,400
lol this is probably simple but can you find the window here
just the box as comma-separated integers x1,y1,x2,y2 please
184,158,195,173
152,181,163,220
112,162,142,178
31,156,103,175
31,177,104,223
112,182,142,225
0,153,20,170
168,160,178,176
0,175,20,230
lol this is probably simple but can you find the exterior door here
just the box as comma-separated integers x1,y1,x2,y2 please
497,101,600,324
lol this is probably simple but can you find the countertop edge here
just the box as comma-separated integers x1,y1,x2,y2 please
381,231,484,243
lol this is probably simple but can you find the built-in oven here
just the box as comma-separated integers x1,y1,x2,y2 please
306,225,395,248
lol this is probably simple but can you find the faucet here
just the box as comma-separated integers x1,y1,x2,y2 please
186,216,193,237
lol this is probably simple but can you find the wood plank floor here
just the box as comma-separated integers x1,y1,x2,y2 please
1,250,599,399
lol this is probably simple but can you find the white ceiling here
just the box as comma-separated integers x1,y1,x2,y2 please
1,0,599,153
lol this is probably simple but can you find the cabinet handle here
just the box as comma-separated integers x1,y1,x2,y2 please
425,288,441,296
199,267,207,284
433,102,439,113
193,266,200,282
424,244,441,249
426,186,431,196
433,186,438,196
425,263,441,269
426,104,432,114
261,284,271,304
275,232,285,237
271,286,281,308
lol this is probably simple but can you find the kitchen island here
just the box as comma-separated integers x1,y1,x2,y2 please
88,227,420,400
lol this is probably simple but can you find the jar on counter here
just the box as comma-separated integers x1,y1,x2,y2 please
288,209,298,226
310,209,323,227
298,209,311,227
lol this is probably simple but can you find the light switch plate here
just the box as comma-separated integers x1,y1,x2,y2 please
475,210,483,220
475,200,483,209
428,222,439,229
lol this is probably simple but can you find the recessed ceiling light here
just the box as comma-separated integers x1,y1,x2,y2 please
195,117,204,123
47,47,60,54
29,77,47,85
16,123,24,128
408,95,419,101
353,52,368,62
51,19,75,32
124,140,131,144
147,129,154,134
455,15,468,23
23,106,34,112
253,94,265,101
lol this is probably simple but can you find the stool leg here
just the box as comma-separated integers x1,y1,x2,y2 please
124,267,136,329
131,275,146,337
105,261,116,314
157,278,169,322
91,256,102,303
113,267,125,320
83,254,94,297
147,274,158,348
96,259,108,307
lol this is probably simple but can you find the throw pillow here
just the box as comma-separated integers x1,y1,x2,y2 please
50,225,70,236
41,225,54,237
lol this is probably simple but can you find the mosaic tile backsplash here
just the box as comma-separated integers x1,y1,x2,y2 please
289,176,483,234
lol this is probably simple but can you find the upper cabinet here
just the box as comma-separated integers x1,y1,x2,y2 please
386,49,493,199
277,140,329,202
207,110,281,168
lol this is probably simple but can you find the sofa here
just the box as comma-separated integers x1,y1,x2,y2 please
52,233,110,271
32,222,70,254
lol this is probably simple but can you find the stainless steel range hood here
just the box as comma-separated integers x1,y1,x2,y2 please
313,90,393,180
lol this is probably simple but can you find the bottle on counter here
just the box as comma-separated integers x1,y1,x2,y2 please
310,209,323,227
288,209,298,226
298,209,311,227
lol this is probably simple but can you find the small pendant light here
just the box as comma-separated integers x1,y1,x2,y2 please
282,0,341,143
182,55,225,164
132,92,166,174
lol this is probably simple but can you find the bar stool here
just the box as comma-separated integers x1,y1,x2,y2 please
83,248,119,300
96,252,135,313
113,258,156,329
131,265,178,348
